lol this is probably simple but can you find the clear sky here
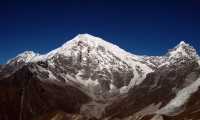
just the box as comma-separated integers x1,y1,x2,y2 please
0,0,200,64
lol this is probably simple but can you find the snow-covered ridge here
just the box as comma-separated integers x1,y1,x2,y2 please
8,34,135,63
157,41,199,67
157,77,200,115
45,34,132,61
7,51,41,64
164,41,198,61
6,34,199,66
5,34,200,90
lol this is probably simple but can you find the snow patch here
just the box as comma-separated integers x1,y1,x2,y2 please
76,75,99,87
151,114,164,120
65,74,99,87
157,77,200,115
48,71,57,80
110,84,116,90
124,61,153,92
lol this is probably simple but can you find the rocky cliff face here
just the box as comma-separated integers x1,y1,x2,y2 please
0,34,200,120
0,65,91,120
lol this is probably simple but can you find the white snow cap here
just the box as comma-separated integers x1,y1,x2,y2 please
6,34,131,63
179,41,186,45
7,51,41,64
6,34,199,65
178,41,191,48
166,41,198,61
44,33,131,61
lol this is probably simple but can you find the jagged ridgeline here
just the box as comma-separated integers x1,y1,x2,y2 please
0,34,200,120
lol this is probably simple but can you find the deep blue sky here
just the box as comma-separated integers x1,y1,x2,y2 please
0,0,200,63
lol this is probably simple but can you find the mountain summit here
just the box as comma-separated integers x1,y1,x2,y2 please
162,41,198,65
0,34,200,120
170,41,197,57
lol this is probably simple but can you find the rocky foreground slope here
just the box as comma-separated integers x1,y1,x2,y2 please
0,34,200,120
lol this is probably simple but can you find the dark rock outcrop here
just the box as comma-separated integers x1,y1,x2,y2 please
0,65,91,120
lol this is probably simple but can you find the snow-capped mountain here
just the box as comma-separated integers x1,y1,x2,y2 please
3,34,154,99
0,34,200,120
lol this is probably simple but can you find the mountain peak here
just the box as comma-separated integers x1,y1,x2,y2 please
77,33,95,38
17,51,39,59
48,34,129,61
177,41,191,48
73,33,99,42
73,33,101,45
21,51,37,55
179,41,186,45
175,41,194,51
73,33,103,43
7,51,40,64
164,41,198,63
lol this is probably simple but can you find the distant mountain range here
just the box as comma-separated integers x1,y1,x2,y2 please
0,34,200,120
